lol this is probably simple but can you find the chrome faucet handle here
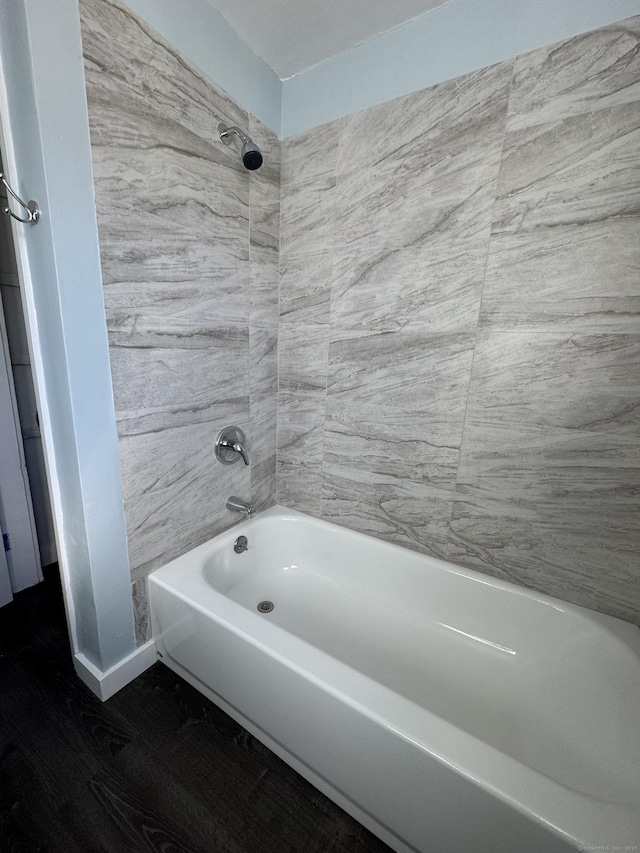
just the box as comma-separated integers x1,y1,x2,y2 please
231,440,249,465
215,426,250,465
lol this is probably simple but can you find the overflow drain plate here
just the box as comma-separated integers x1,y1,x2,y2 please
257,600,274,614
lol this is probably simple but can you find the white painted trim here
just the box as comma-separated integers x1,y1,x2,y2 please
74,639,157,701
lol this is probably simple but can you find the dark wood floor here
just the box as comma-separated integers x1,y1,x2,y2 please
0,569,393,853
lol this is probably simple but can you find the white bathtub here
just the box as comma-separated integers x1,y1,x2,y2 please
149,505,640,853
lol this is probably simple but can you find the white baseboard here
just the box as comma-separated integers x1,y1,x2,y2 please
74,639,157,701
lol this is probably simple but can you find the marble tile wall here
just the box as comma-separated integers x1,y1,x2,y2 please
80,0,279,641
277,15,640,625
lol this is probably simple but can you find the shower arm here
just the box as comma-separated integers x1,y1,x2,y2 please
218,126,250,145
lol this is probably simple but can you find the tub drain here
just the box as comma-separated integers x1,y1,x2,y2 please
257,600,274,613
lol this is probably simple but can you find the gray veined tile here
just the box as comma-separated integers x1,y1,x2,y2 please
337,60,513,177
103,270,251,334
450,404,640,616
249,190,280,251
249,113,281,192
506,15,640,132
277,470,323,516
132,579,150,644
453,417,640,565
91,140,249,246
276,394,326,516
250,243,279,329
480,221,640,333
331,238,486,333
108,320,249,412
119,403,250,580
97,204,250,328
335,157,501,253
81,0,247,147
324,399,461,488
250,393,277,468
455,418,640,497
116,399,246,437
280,122,339,257
335,61,512,250
447,480,640,625
493,101,640,234
465,330,640,432
321,466,453,560
327,329,475,418
249,115,281,252
278,324,329,394
251,455,277,513
276,393,326,471
279,252,333,326
250,327,278,397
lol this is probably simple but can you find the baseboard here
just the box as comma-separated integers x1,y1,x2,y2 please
73,639,157,701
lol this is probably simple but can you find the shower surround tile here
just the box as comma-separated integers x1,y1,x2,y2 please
82,0,246,138
506,16,640,131
448,418,640,623
89,133,250,246
250,114,280,331
278,324,329,395
81,0,280,640
492,102,640,235
250,327,277,397
279,252,333,326
251,455,277,514
131,579,150,645
462,330,640,432
322,468,453,560
250,243,279,329
117,399,251,581
276,394,325,515
331,239,486,333
276,13,640,627
448,481,640,624
448,328,640,622
249,116,281,252
480,221,640,333
335,61,513,250
250,393,277,468
280,122,339,258
321,401,460,558
324,400,461,488
327,330,475,419
97,203,250,325
108,319,249,412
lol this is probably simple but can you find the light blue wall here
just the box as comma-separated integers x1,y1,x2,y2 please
0,0,137,671
124,0,281,136
281,0,640,136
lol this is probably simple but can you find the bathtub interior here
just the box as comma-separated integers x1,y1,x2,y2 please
199,508,640,804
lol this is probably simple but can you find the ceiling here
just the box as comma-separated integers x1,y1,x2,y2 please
205,0,452,78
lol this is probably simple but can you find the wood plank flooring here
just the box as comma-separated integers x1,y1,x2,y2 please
0,570,393,853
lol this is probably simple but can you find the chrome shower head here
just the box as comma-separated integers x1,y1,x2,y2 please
218,123,263,170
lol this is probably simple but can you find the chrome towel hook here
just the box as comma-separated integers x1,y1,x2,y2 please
0,172,40,224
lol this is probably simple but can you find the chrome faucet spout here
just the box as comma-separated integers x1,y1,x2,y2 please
226,496,255,517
